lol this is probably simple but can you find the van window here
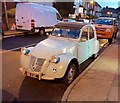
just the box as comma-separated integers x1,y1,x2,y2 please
56,13,62,21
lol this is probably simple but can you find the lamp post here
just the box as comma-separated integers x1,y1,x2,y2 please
78,5,83,18
4,0,9,31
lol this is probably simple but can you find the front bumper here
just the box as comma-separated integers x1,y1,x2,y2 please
19,67,55,80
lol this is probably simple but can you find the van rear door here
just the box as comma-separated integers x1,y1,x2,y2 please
16,3,32,30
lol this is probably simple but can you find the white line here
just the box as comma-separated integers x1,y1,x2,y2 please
1,43,37,54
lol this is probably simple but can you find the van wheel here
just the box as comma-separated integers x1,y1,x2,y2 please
39,28,45,35
62,63,77,86
108,38,112,44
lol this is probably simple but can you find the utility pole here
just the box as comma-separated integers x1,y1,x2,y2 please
4,0,9,31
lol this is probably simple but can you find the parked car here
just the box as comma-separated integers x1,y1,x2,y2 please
19,22,99,85
94,17,118,44
76,19,89,23
63,19,76,22
15,3,62,35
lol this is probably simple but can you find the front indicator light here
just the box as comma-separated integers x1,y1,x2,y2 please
51,55,60,63
21,47,30,55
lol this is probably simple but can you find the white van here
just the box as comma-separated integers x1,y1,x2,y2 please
15,3,62,35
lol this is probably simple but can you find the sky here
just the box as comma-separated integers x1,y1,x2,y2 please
96,0,120,8
13,0,120,9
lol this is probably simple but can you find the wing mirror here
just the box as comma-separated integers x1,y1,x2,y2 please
80,38,87,42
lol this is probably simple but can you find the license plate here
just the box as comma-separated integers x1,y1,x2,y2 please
25,71,34,77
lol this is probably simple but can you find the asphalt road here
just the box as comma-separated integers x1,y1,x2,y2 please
1,33,114,102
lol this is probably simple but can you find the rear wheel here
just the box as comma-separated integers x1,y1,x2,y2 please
62,63,77,86
39,28,45,35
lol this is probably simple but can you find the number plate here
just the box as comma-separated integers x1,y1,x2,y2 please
25,71,34,77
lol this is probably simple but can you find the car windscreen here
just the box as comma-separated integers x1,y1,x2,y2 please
95,19,113,25
51,28,80,39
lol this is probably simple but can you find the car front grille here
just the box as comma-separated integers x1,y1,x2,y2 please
96,28,106,31
29,55,45,72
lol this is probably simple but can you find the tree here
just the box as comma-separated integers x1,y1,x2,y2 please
53,2,75,18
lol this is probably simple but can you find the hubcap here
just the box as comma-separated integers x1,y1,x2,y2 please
68,66,75,83
40,30,44,35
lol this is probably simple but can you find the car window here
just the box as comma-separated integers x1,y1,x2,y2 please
89,27,94,39
95,19,113,25
52,28,80,39
80,28,88,42
56,13,62,21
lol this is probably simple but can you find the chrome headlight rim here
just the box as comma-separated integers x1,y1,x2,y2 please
50,55,60,63
105,28,111,32
21,47,30,55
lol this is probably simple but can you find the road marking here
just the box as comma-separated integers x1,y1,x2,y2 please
1,43,37,54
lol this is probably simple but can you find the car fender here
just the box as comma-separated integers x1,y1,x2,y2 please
45,53,77,79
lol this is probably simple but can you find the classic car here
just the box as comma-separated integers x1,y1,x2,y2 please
94,17,118,44
19,22,99,85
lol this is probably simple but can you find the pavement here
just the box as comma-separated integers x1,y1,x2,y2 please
3,30,23,37
62,40,118,101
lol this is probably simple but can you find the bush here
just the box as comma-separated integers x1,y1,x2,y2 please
2,8,16,18
7,8,16,18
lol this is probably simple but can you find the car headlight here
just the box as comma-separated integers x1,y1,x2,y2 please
21,47,30,55
105,29,111,32
51,55,60,63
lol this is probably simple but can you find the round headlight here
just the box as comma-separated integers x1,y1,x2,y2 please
51,55,60,63
105,29,111,32
21,47,30,55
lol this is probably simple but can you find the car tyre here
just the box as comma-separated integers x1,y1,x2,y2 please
108,38,112,44
62,63,77,86
39,28,45,35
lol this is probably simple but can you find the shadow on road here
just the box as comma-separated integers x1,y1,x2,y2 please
18,77,67,101
2,34,48,51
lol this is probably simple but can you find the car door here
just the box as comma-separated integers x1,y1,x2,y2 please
88,26,95,57
78,27,89,63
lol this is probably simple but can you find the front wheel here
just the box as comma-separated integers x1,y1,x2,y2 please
108,38,113,44
62,63,77,86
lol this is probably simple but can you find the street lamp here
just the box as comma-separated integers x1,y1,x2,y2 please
90,0,94,15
